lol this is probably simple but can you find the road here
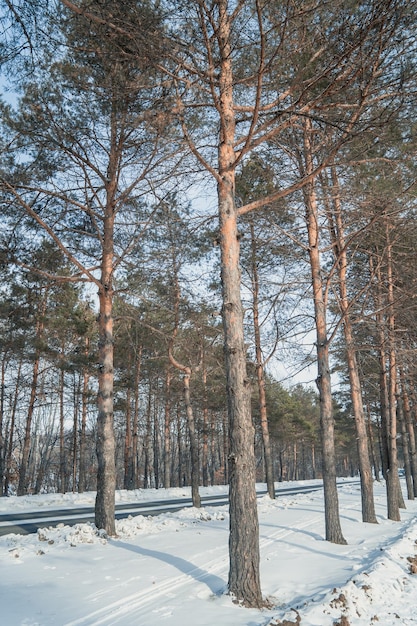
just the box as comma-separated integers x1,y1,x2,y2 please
0,481,357,536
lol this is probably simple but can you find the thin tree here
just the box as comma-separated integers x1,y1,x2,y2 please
322,167,377,524
1,1,169,532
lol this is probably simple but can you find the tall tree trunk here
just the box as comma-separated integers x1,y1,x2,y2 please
216,1,262,605
132,347,142,489
4,359,22,495
373,253,390,483
59,366,66,493
0,354,7,494
124,378,133,490
366,404,380,481
183,371,200,508
222,409,228,485
311,443,316,480
397,388,413,500
202,358,209,488
72,374,79,492
164,367,172,489
78,337,90,494
143,380,153,488
18,302,46,496
301,122,346,544
94,170,116,533
210,411,216,485
169,337,201,505
153,387,160,489
385,223,403,520
176,404,183,487
249,219,275,499
325,167,376,523
168,351,201,506
399,367,417,496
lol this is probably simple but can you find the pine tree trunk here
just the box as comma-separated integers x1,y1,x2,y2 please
210,411,216,485
399,368,417,497
202,360,209,488
385,225,403,520
176,404,183,487
78,338,90,494
0,355,6,494
94,204,116,533
124,379,133,490
153,391,160,490
183,371,201,507
302,122,346,544
94,105,119,533
132,348,141,489
366,404,380,481
216,1,262,605
375,285,390,482
72,376,79,492
168,297,201,503
59,366,66,493
397,391,413,500
143,380,152,488
18,307,45,496
249,220,275,499
4,359,22,495
311,443,316,480
325,168,376,523
222,409,228,485
164,367,172,489
219,143,262,603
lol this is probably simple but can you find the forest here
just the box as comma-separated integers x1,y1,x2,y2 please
0,0,417,607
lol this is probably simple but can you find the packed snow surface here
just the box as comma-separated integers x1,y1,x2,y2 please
1,479,417,625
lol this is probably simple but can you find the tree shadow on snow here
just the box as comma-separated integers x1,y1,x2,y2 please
112,540,226,595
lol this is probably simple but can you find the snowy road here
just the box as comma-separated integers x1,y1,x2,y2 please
0,481,340,536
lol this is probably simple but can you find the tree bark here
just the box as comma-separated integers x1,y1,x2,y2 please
168,270,201,507
385,223,403,520
183,370,201,508
132,347,142,489
0,354,7,494
301,122,346,544
124,372,133,490
72,374,79,492
95,277,116,533
4,359,22,495
325,167,376,523
217,1,262,604
249,219,275,499
176,404,183,487
78,337,90,493
164,366,172,489
399,367,417,497
143,379,153,488
153,389,160,489
366,404,380,481
18,299,46,496
59,365,66,493
202,358,209,488
397,389,413,500
94,173,116,533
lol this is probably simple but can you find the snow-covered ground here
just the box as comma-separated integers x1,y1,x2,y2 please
1,479,417,626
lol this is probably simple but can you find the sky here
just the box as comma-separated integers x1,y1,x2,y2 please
1,479,417,626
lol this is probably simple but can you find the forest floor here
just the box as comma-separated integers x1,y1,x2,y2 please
0,479,416,625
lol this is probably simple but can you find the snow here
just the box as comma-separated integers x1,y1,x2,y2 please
1,479,417,625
